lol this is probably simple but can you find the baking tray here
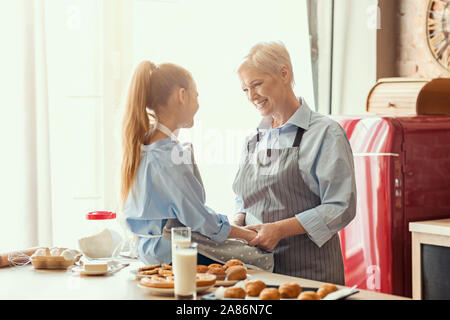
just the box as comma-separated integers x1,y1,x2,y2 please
201,285,359,300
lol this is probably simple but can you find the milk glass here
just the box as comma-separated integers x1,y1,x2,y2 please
173,242,198,300
171,227,191,253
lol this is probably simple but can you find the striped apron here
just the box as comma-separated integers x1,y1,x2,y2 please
232,127,345,284
162,144,274,271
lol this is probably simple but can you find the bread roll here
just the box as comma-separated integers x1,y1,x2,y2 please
278,282,302,298
317,283,339,298
196,265,209,273
225,259,244,270
259,288,281,300
245,280,266,297
298,291,320,300
207,265,226,280
226,265,247,281
224,287,246,299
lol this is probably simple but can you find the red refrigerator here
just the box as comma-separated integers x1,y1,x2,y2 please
333,114,450,298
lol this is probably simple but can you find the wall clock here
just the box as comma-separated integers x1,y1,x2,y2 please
426,0,450,71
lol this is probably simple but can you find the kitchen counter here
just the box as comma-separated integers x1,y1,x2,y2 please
410,218,450,300
0,261,409,300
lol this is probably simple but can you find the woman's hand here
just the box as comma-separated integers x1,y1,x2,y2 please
246,217,306,251
245,222,283,251
228,225,257,243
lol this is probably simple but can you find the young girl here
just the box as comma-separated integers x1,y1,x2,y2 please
120,61,258,265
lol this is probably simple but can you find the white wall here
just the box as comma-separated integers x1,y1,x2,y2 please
331,0,378,115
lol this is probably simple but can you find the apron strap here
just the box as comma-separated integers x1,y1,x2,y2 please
248,127,305,153
247,130,260,153
292,127,305,147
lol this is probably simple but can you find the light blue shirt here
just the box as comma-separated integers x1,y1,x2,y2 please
235,98,357,248
124,139,231,265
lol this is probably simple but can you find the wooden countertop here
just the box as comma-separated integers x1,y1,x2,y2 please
409,218,450,236
0,261,409,300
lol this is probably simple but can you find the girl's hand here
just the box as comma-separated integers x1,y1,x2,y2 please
245,223,283,251
232,213,246,226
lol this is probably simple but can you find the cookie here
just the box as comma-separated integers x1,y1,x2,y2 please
138,264,161,272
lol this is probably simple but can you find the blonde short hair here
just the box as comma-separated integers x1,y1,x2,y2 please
239,41,294,87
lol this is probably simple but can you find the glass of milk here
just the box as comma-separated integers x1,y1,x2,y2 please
173,242,198,300
171,226,191,254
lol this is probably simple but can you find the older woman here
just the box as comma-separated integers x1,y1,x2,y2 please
232,41,356,284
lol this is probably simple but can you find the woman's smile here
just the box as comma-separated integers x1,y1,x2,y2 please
255,99,268,111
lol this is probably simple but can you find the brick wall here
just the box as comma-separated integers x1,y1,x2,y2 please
379,0,450,79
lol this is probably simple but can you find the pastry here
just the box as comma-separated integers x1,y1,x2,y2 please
278,282,302,298
317,283,339,299
207,265,226,280
226,265,247,281
224,287,246,299
158,268,173,277
196,273,217,287
224,259,244,270
320,283,339,292
196,265,209,273
161,264,172,270
259,288,281,300
245,280,266,297
298,291,320,300
140,275,174,288
208,263,223,269
139,268,159,275
139,273,216,288
138,264,161,272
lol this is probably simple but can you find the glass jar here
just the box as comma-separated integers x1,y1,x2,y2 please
78,211,123,260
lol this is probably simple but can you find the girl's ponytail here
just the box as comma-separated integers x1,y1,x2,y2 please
120,61,156,206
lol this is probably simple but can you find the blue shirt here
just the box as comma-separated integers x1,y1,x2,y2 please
123,139,231,265
235,98,357,248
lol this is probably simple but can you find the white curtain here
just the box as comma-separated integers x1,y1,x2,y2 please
0,0,133,253
0,0,52,252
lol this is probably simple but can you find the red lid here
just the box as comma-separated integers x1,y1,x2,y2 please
86,211,116,220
